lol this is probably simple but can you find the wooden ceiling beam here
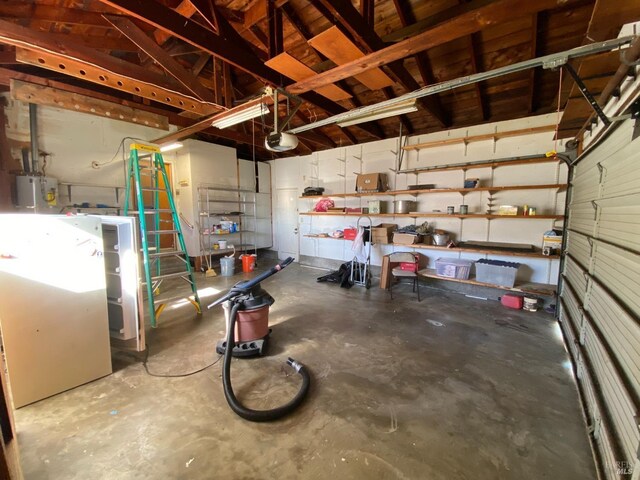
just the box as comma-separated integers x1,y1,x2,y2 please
154,0,196,46
0,49,16,65
280,3,384,139
10,79,169,130
288,0,585,95
467,34,487,121
191,53,211,76
267,0,284,58
382,0,496,43
313,0,449,127
99,0,276,83
0,65,269,150
48,31,136,53
222,62,233,108
15,47,222,116
0,19,222,115
0,3,114,28
360,0,374,26
100,0,382,140
528,13,539,114
391,0,450,128
0,67,185,123
104,15,215,103
244,0,267,30
293,109,337,148
212,57,223,105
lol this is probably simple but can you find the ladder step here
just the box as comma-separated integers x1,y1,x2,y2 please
129,209,174,213
142,271,191,283
149,250,186,258
127,145,201,328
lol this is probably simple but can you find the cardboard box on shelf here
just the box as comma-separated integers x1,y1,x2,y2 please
542,229,563,252
393,232,423,245
498,205,520,215
368,200,385,214
356,173,389,193
371,223,397,244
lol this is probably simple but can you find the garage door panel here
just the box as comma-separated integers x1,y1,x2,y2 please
592,244,640,318
587,283,640,398
561,282,583,331
568,201,597,235
597,193,640,251
562,117,640,477
600,121,638,196
571,166,601,204
564,256,588,300
583,328,638,464
559,308,578,355
602,152,640,198
566,230,592,268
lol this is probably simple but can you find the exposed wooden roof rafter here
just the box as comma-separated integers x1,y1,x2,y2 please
99,0,382,139
104,15,215,103
313,0,450,127
391,0,450,128
287,0,587,95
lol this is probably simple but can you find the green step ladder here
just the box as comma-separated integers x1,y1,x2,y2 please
124,143,201,327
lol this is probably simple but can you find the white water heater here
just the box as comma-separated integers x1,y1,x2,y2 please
16,175,58,211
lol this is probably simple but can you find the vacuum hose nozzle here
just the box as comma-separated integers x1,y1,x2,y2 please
286,357,304,373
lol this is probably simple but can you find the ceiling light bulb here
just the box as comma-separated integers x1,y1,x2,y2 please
159,142,183,152
337,100,418,128
211,103,269,129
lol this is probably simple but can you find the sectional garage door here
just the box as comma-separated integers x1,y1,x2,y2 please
559,118,640,479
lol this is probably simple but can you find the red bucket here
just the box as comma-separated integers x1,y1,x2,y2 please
241,254,256,273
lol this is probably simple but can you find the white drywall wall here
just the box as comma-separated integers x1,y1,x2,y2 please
273,113,568,285
3,95,172,207
3,97,272,254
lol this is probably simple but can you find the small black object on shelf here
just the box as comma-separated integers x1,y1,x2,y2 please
303,186,325,196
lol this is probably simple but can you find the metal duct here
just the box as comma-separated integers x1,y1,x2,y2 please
29,103,38,173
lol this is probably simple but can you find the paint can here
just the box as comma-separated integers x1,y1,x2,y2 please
459,205,468,215
523,296,539,312
447,206,455,214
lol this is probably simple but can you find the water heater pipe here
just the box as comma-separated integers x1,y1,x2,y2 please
29,103,39,174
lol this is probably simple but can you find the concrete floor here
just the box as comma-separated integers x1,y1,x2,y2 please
15,263,596,479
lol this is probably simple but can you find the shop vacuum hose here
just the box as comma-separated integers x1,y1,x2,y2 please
222,302,310,422
211,257,310,422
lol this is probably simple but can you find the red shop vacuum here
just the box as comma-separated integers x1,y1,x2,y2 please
207,257,311,422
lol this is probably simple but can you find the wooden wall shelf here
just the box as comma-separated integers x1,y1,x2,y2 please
418,269,557,297
299,183,567,199
402,125,557,151
398,156,559,174
303,235,560,259
300,212,564,220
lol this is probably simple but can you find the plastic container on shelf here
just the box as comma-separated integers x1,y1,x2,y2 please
435,258,474,279
475,259,520,287
501,294,523,309
241,254,257,273
220,256,235,276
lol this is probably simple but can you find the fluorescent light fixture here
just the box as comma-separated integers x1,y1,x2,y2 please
159,142,183,152
211,103,269,129
337,99,418,127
